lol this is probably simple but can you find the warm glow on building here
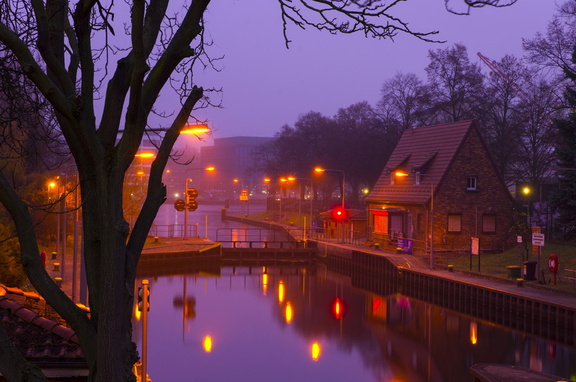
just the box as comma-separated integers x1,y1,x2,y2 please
203,335,213,353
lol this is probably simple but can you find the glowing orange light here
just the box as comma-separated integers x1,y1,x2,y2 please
135,152,155,158
470,322,478,345
48,182,56,189
314,167,325,173
395,171,408,177
134,305,141,321
262,273,269,296
285,302,294,324
205,166,216,172
136,171,145,176
181,124,210,135
311,342,321,361
278,281,285,304
203,335,213,353
233,178,239,183
264,177,271,183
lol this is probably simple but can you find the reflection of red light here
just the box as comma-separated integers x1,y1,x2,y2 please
372,298,381,314
331,297,345,319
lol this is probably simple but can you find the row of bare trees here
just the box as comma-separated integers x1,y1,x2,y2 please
257,6,576,208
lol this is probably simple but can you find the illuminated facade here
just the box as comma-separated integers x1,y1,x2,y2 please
365,120,515,255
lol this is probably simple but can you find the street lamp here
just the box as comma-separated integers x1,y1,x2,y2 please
395,170,435,270
314,167,345,209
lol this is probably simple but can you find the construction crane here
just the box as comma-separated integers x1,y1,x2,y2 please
477,52,532,104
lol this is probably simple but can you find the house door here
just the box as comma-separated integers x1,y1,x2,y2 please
389,213,403,238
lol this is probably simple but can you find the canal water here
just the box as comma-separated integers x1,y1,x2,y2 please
136,202,576,381
134,263,576,382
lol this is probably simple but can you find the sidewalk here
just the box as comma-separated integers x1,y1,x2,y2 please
327,240,576,310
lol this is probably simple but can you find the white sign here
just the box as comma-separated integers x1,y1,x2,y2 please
532,233,545,246
471,237,479,255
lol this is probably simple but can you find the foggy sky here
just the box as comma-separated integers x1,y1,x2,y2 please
176,1,559,139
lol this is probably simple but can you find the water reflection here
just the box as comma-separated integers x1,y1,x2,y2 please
134,264,576,382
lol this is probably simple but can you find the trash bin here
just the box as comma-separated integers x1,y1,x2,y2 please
506,265,521,279
523,261,537,281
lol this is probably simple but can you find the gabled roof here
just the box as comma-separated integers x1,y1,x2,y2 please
366,120,475,205
0,285,87,371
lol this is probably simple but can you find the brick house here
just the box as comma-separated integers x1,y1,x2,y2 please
365,120,516,255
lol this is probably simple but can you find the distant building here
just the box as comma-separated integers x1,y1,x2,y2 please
200,136,273,201
365,120,516,256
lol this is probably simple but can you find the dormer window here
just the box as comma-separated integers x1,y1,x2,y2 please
466,177,477,191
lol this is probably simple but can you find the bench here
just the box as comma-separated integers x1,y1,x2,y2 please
564,269,576,287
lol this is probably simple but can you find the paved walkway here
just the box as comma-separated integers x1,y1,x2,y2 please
325,241,576,310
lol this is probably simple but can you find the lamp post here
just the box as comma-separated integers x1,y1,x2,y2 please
184,166,215,239
285,176,313,239
395,171,434,269
315,167,346,242
314,167,345,209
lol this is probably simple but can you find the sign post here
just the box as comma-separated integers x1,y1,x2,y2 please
532,230,545,283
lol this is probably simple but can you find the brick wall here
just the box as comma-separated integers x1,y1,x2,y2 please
433,127,515,253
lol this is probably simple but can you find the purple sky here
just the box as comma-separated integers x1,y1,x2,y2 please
184,1,558,139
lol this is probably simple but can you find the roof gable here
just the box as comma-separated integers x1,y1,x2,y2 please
366,120,475,204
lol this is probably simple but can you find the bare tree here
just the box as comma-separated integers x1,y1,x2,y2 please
0,0,529,380
425,43,485,123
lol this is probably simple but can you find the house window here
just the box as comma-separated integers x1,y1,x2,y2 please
447,214,462,233
482,214,496,233
374,214,389,234
466,177,477,191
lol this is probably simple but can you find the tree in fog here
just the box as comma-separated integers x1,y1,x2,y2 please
549,47,576,240
480,55,531,185
377,72,429,132
425,44,485,123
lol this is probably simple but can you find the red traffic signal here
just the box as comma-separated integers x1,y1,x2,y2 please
331,207,348,222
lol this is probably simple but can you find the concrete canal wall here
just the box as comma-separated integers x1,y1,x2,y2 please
314,240,576,348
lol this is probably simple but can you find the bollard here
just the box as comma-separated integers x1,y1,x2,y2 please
447,264,454,272
516,278,523,287
374,243,379,250
154,236,159,243
54,277,62,287
53,262,60,272
51,251,57,260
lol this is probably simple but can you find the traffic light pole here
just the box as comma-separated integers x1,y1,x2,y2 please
184,179,190,239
